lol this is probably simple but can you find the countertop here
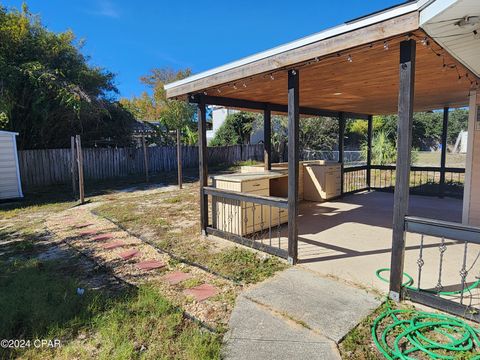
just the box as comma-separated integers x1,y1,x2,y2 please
211,170,288,182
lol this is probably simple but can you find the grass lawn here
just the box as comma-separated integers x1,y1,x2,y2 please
94,183,287,284
0,171,287,359
0,259,221,360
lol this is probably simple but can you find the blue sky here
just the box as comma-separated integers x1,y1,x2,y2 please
2,0,404,98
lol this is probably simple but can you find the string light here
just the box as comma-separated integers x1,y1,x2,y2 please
193,33,477,99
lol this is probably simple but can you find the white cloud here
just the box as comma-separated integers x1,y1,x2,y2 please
86,0,120,19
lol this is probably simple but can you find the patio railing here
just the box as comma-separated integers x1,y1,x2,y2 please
204,187,289,259
403,216,480,322
343,164,465,197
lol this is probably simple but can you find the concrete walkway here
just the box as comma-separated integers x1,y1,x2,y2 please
223,268,381,359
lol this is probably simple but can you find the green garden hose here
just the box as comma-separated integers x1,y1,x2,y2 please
372,268,480,359
375,268,480,296
371,303,480,359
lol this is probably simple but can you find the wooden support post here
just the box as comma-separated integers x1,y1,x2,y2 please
75,135,85,204
198,98,208,235
338,113,345,195
439,107,449,197
367,115,373,189
71,136,77,198
264,106,272,170
177,129,183,189
389,39,416,301
287,69,299,264
142,135,149,183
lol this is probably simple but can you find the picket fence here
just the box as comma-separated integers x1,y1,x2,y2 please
18,144,264,189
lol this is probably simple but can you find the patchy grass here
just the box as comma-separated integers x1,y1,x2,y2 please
95,184,287,284
0,258,221,360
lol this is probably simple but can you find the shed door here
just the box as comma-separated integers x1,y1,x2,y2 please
0,134,21,199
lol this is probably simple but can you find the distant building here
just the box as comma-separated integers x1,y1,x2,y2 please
206,106,264,144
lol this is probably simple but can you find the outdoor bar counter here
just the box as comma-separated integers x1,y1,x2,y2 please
211,161,341,235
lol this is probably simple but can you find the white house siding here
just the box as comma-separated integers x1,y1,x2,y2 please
0,132,23,200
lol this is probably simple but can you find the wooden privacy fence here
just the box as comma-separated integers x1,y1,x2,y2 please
18,144,263,189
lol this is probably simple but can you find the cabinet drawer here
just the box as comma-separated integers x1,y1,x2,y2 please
242,179,269,193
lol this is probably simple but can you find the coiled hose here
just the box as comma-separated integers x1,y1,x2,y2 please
372,269,480,359
375,268,480,296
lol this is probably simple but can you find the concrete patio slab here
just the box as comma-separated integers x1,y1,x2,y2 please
223,296,340,360
243,267,380,343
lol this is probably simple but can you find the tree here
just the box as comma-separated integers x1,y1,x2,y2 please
120,68,196,146
300,117,339,150
209,112,256,146
0,4,134,149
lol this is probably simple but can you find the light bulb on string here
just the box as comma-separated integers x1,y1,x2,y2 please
347,55,353,63
421,37,429,46
383,41,389,50
270,74,275,80
233,84,237,90
243,83,247,88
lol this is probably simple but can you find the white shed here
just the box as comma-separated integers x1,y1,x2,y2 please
0,131,23,200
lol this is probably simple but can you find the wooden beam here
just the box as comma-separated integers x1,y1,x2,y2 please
439,107,449,197
198,97,208,235
389,39,416,301
189,94,370,120
167,12,419,98
338,113,345,195
367,115,373,189
287,69,299,264
264,106,272,170
177,129,183,189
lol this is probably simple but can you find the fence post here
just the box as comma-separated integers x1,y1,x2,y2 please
177,129,183,189
75,135,85,204
71,136,77,198
439,107,449,197
142,135,149,183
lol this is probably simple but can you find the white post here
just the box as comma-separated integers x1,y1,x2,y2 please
462,90,479,224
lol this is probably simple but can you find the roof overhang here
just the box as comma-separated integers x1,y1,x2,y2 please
165,2,420,98
165,0,479,115
420,0,480,78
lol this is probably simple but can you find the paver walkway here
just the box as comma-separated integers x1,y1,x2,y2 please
223,267,381,359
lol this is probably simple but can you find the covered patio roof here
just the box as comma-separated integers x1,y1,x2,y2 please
165,0,480,115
